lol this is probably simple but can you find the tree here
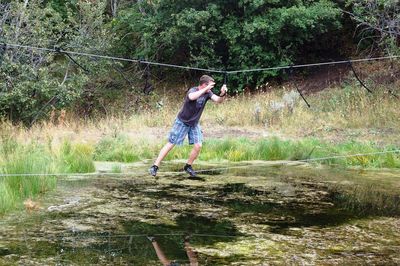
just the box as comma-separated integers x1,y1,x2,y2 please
345,0,399,55
113,0,342,91
0,0,113,124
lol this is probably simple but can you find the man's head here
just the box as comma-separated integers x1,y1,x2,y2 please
199,75,214,86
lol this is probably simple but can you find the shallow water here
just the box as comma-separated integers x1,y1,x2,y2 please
1,161,400,265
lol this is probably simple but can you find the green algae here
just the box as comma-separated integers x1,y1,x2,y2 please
0,161,400,265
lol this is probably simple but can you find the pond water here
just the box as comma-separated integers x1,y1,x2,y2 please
0,161,400,265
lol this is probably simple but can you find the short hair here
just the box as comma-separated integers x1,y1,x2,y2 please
199,75,214,85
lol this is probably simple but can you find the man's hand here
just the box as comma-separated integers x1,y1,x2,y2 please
204,81,215,92
211,84,228,103
220,84,228,96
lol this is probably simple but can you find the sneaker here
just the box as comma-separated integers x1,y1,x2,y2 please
149,165,159,176
184,164,197,177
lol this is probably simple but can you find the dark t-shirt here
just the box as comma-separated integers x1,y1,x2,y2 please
177,87,214,127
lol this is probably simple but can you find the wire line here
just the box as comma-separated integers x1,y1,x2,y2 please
4,42,400,75
227,55,400,74
1,149,399,178
4,43,225,73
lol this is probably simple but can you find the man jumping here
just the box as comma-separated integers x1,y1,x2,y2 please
149,75,228,177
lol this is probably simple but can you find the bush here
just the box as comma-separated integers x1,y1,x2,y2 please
0,1,113,124
113,0,342,91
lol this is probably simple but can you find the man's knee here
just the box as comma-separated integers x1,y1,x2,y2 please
166,142,175,149
194,143,202,151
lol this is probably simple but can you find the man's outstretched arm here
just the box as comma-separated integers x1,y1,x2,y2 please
211,84,228,104
188,82,215,101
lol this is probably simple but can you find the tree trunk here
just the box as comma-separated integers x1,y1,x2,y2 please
14,0,29,44
111,0,118,17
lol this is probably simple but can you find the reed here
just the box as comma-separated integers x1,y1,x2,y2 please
0,137,95,214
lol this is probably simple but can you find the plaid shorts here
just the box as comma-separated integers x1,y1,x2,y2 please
168,118,203,145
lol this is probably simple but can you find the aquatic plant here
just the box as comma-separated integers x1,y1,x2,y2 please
0,138,95,214
59,141,96,173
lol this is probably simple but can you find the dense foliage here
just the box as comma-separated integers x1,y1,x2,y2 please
0,0,112,124
114,0,342,87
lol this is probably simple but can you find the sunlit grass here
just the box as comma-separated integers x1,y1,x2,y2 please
93,135,158,162
90,134,400,168
60,141,96,173
0,136,95,214
0,80,399,214
2,81,398,148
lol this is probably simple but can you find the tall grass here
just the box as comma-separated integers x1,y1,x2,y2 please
331,184,400,216
93,134,158,162
0,136,95,214
0,77,399,213
202,85,400,133
91,134,400,168
60,141,96,173
2,81,398,150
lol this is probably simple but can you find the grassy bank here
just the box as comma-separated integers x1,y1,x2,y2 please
1,135,398,215
2,80,399,147
0,136,95,214
93,136,400,168
1,80,399,214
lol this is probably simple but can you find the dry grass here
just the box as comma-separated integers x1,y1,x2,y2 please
1,77,399,149
1,81,399,214
2,62,398,215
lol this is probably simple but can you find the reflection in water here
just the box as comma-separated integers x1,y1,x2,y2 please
148,235,198,266
1,162,400,265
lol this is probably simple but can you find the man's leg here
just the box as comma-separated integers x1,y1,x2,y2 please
187,124,203,166
184,240,199,266
187,143,202,165
150,118,188,176
184,125,203,177
149,239,171,266
149,142,175,176
154,142,175,167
